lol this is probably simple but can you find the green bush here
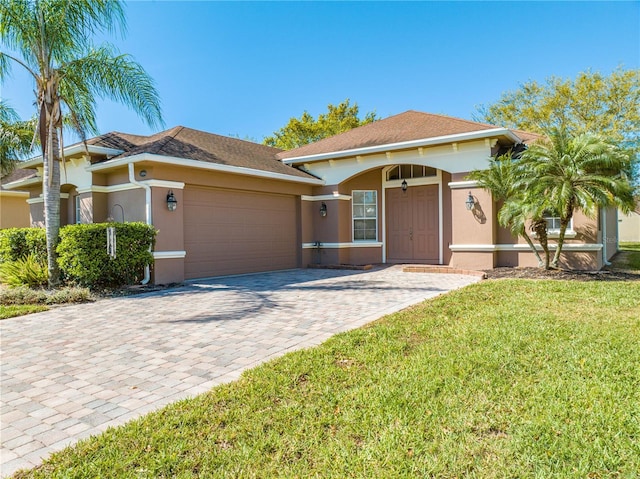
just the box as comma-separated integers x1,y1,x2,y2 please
0,285,92,305
0,254,48,288
57,222,156,288
0,228,46,263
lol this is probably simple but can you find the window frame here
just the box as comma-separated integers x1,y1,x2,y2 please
352,190,378,242
74,195,82,224
544,216,573,234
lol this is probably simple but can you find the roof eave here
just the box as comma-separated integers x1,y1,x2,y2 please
2,176,41,190
281,128,523,165
21,144,125,168
86,153,325,185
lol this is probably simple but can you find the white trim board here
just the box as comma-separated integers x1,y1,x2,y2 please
26,193,70,204
153,250,187,259
301,194,352,201
0,190,29,197
302,242,383,249
86,153,324,186
77,180,186,195
448,180,480,189
449,243,603,252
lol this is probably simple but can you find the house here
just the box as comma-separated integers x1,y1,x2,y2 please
0,168,32,228
618,206,640,242
1,111,619,283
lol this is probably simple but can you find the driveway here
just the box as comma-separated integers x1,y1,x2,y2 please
0,266,480,476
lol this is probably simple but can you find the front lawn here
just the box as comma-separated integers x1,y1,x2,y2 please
616,242,640,270
15,280,640,478
0,304,48,319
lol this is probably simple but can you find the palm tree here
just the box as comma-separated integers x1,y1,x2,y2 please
0,101,35,175
0,0,163,287
469,154,552,268
519,128,635,268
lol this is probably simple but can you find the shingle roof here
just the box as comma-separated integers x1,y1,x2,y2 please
276,110,509,160
89,126,315,179
1,167,38,190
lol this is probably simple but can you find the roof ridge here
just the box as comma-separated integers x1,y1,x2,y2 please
409,110,499,129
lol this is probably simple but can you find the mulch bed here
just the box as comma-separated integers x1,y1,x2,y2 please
484,267,640,282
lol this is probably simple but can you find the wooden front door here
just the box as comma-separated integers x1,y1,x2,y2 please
386,185,439,263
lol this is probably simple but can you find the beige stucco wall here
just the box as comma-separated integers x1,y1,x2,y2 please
449,185,496,269
0,193,30,228
107,189,146,223
618,210,640,242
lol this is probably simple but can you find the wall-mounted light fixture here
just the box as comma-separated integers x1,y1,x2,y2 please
401,179,408,192
167,190,178,211
465,191,477,211
320,202,327,217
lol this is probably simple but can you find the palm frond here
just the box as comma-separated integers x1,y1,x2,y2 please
60,45,164,129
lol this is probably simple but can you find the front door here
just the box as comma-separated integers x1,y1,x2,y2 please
386,185,439,263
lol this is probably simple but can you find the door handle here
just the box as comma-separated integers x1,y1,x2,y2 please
409,227,413,240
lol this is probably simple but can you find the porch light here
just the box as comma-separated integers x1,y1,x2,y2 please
320,202,327,217
401,179,408,191
166,190,178,211
465,191,476,210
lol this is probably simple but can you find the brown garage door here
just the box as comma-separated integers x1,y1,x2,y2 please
184,186,299,279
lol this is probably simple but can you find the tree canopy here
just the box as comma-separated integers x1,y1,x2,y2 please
264,99,378,150
476,67,640,152
0,101,36,176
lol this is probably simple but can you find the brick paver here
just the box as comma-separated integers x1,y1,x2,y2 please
0,266,480,476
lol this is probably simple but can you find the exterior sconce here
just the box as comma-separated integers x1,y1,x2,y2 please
320,202,327,217
465,191,476,210
401,179,408,191
166,190,178,211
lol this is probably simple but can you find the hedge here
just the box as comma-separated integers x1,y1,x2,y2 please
57,222,156,287
0,228,47,263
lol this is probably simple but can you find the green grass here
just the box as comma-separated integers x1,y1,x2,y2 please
0,304,48,319
615,242,640,271
0,285,92,320
15,280,640,478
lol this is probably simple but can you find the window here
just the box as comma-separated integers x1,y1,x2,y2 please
352,190,377,241
386,165,436,181
75,195,82,224
544,215,573,233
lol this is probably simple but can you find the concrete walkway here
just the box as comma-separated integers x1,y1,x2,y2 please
1,266,480,476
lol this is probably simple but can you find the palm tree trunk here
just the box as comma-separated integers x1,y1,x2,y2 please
532,219,550,269
551,203,574,268
521,229,544,267
43,116,61,288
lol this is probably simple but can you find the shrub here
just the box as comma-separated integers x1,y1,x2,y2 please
57,222,156,288
0,228,46,263
44,286,93,304
0,285,92,305
0,254,48,288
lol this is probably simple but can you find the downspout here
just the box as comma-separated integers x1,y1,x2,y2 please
128,163,152,284
602,207,611,266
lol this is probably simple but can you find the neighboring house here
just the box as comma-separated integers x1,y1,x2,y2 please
0,168,33,228
1,111,619,283
618,204,640,242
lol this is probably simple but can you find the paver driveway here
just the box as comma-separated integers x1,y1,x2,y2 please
1,266,480,476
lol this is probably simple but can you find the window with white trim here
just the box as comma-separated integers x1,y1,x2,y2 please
75,195,82,224
544,215,573,233
352,190,378,241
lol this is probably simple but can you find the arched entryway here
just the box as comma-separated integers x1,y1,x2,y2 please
383,165,442,264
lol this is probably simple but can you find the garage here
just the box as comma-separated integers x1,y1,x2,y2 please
183,185,299,279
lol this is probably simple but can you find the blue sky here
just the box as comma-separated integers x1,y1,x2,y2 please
1,1,639,143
